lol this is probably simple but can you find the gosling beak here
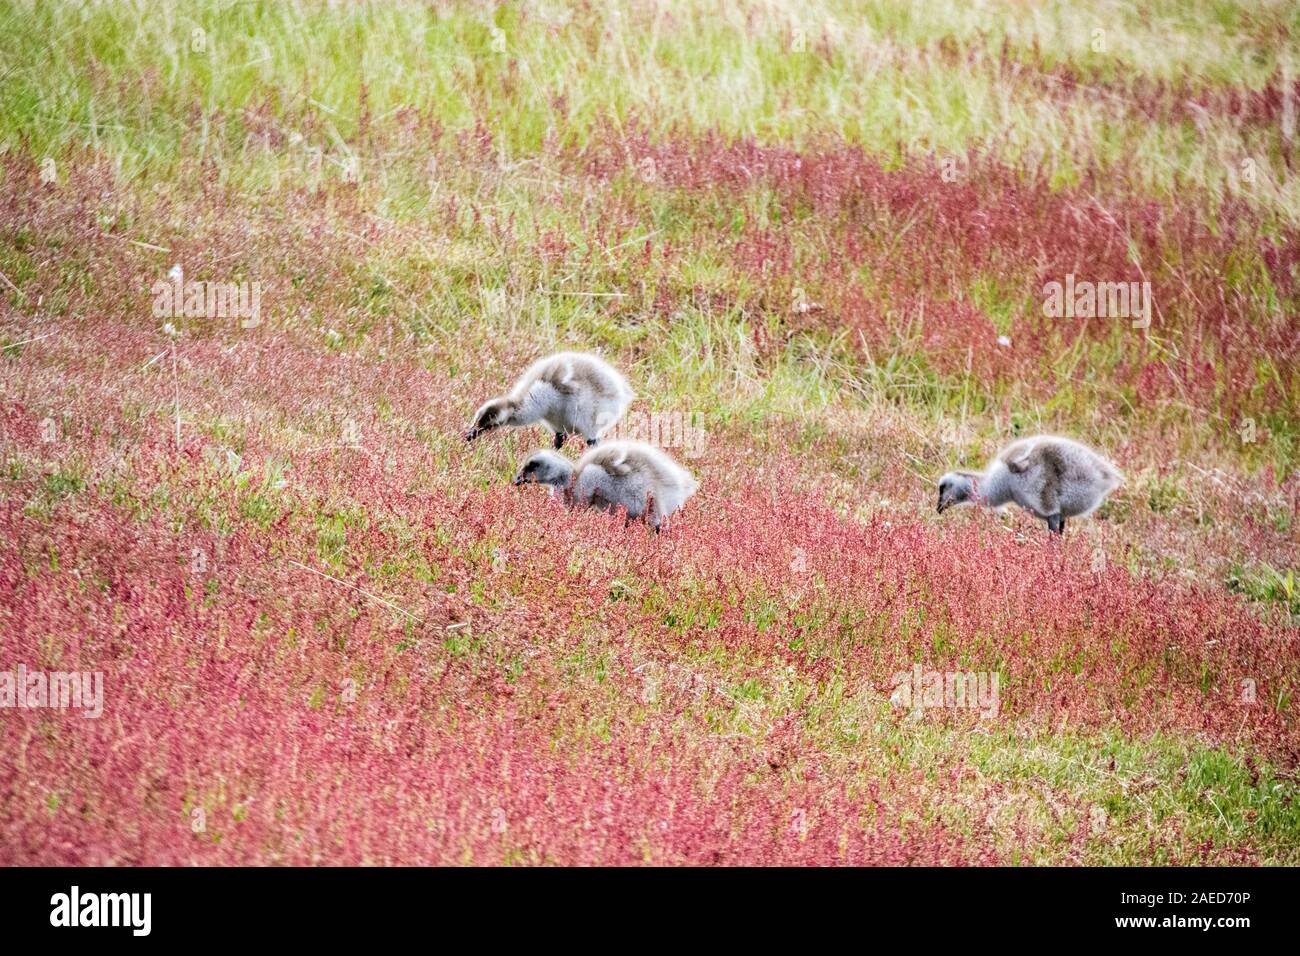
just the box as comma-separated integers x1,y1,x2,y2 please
936,500,946,514
464,427,479,442
512,474,526,486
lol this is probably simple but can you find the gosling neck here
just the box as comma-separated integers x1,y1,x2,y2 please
972,467,1012,509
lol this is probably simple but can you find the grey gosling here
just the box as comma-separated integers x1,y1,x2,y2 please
514,441,699,532
936,434,1121,535
464,351,634,449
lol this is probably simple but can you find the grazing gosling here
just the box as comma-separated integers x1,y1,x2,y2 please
936,435,1121,535
464,351,634,449
514,441,699,532
510,449,574,501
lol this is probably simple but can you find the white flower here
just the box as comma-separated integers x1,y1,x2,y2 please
167,264,183,283
996,335,1011,347
162,322,181,338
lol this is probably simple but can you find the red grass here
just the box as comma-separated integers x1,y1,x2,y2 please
1,123,1296,864
2,379,1296,863
574,124,1298,412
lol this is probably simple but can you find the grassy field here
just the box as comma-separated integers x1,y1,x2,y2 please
1,0,1297,864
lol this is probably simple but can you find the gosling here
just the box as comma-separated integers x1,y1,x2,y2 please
936,435,1121,535
464,351,634,449
514,441,699,532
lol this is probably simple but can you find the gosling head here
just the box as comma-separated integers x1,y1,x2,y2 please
513,449,573,489
464,397,516,442
936,471,979,514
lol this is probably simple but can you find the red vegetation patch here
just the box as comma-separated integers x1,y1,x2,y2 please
1,381,1295,862
573,125,1298,411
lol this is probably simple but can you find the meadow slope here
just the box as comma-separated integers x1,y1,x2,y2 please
1,0,1298,864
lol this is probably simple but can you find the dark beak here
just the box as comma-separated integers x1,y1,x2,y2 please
464,428,479,442
513,475,526,486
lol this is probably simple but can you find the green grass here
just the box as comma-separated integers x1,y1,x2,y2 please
1227,562,1299,618
2,0,1298,219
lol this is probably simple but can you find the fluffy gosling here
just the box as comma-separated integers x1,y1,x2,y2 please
514,440,699,531
936,434,1121,535
464,351,634,449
